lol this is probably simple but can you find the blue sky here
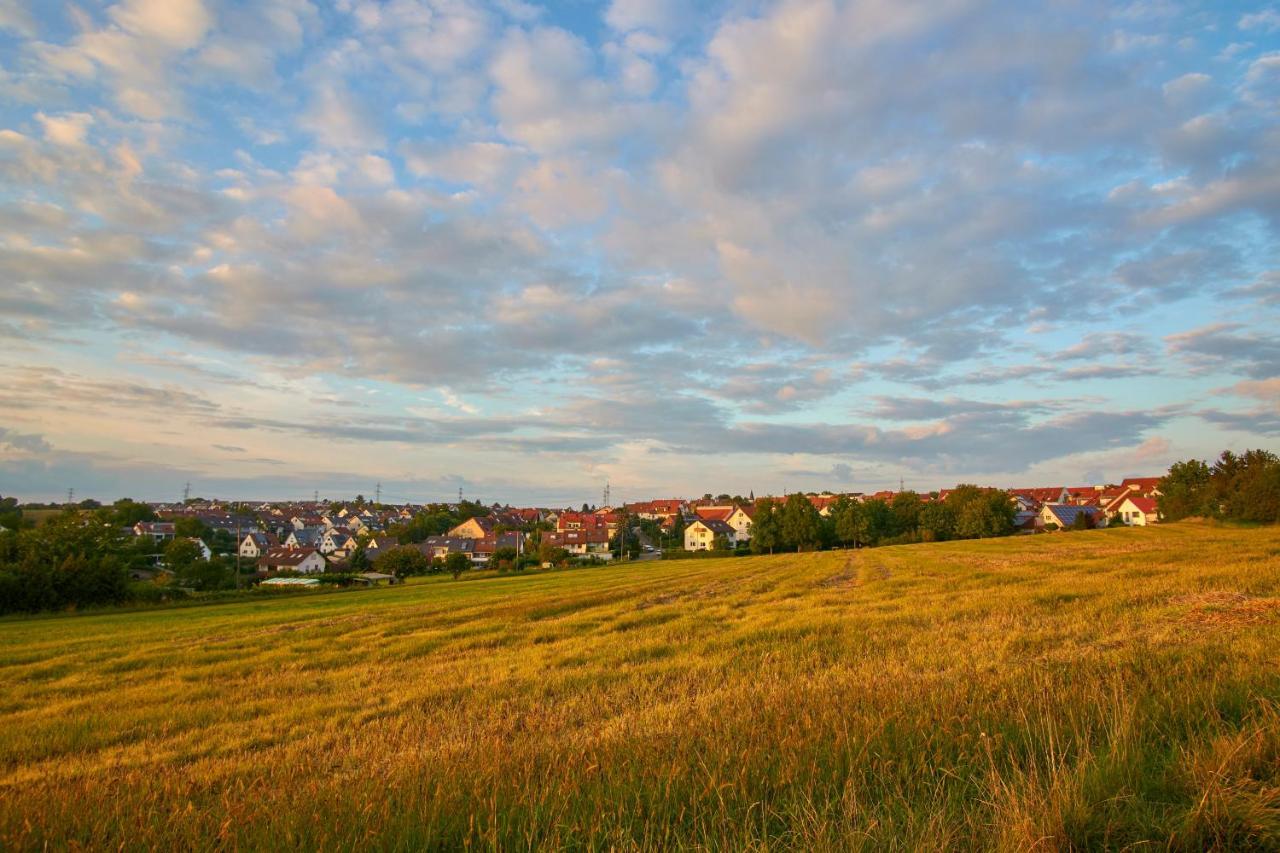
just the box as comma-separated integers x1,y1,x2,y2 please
0,0,1278,505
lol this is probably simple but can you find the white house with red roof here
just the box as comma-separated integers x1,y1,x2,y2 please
1114,496,1159,526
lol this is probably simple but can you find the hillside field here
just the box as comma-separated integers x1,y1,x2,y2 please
2,523,1279,850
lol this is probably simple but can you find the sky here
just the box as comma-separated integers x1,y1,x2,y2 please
0,0,1278,506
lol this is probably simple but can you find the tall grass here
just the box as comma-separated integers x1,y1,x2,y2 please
1,522,1278,849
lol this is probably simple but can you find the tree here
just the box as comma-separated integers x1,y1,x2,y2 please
1213,449,1280,523
164,538,204,575
946,485,1015,539
348,540,371,572
173,516,211,542
103,498,156,528
1070,510,1095,530
780,493,823,551
491,546,518,570
445,551,470,580
375,546,431,578
918,501,956,542
0,496,22,531
858,499,893,546
750,500,781,554
830,496,861,546
890,491,923,537
538,542,570,566
1158,458,1213,521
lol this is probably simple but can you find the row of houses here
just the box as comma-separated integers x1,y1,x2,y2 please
138,476,1168,573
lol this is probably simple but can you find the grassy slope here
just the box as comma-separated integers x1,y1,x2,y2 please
1,523,1278,850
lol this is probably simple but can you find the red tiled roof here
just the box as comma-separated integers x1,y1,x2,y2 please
1126,496,1158,513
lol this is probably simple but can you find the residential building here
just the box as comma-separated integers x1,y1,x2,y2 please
258,547,327,574
684,518,736,550
239,531,278,559
133,521,176,542
1114,496,1159,526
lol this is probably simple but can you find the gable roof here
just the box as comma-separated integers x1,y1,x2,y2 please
1044,504,1102,526
1122,496,1158,514
688,518,734,534
258,547,322,568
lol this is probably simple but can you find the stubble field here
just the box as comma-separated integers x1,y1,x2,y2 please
2,522,1278,850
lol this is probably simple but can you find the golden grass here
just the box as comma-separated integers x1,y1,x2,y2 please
2,522,1279,850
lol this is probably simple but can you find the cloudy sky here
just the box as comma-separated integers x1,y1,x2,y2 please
0,0,1278,505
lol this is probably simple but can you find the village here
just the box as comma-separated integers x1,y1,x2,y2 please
120,477,1167,580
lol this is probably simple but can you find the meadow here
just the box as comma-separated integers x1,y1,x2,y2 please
1,522,1278,850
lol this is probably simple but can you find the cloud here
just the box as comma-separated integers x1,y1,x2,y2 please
36,112,94,147
1166,324,1280,379
0,427,52,454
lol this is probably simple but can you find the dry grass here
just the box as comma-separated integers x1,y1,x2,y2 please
1,522,1279,850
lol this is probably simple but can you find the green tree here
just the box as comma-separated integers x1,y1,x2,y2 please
890,491,923,537
858,499,893,546
780,494,823,551
918,501,956,542
1158,458,1213,521
348,540,371,572
0,496,22,531
173,516,211,542
375,546,432,578
949,486,1016,539
1213,449,1280,523
750,500,781,554
829,496,861,546
164,538,204,575
104,499,157,528
445,551,470,580
537,542,570,566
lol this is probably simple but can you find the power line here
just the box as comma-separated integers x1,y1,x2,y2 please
375,482,381,505
66,487,74,505
183,482,191,504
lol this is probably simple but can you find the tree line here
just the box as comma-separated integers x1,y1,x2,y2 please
1159,449,1280,523
748,486,1018,553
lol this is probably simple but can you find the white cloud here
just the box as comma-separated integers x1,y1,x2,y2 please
108,0,213,50
1239,9,1280,32
300,86,382,150
36,112,94,147
605,0,682,34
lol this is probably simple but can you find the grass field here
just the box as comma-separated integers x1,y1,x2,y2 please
2,523,1279,850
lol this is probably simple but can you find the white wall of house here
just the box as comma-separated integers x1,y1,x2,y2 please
1115,498,1156,526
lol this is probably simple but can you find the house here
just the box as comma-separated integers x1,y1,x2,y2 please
448,516,499,539
1014,511,1038,534
133,521,176,542
625,500,684,520
1064,485,1104,505
725,505,754,541
415,537,476,561
807,494,840,516
1037,504,1105,530
473,531,529,564
363,536,394,554
1114,496,1159,526
556,512,610,533
694,506,734,522
541,529,612,559
1121,477,1163,496
1010,487,1068,506
320,528,355,555
239,531,279,559
285,528,323,549
684,518,736,551
258,547,327,574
